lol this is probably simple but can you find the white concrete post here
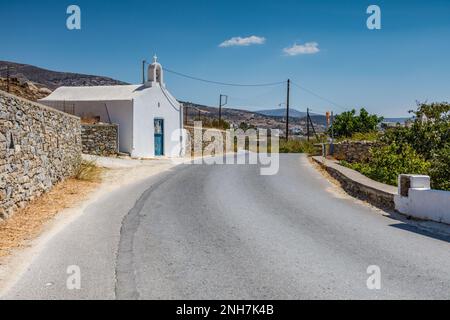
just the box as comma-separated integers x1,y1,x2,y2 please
395,174,450,224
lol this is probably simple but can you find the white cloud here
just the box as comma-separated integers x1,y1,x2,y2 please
219,36,266,47
283,42,320,56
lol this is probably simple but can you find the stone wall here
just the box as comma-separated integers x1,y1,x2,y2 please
313,157,396,210
81,124,118,156
184,125,227,156
0,90,81,220
332,141,378,163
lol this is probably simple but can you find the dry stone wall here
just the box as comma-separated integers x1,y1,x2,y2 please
185,125,227,156
333,141,378,163
0,90,81,220
81,124,118,156
313,157,396,210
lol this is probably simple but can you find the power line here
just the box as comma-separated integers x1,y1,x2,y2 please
227,85,285,107
291,81,348,111
163,66,348,112
163,67,285,87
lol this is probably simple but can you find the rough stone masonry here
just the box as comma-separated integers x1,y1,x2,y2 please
81,123,118,156
332,140,378,163
0,90,82,220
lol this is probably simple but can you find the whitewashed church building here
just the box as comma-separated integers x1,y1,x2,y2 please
40,57,185,158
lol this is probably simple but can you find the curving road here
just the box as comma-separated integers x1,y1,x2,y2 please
3,154,450,299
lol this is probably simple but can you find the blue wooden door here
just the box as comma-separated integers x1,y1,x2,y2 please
154,119,164,156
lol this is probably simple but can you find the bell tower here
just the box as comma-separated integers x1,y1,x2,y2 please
146,55,165,87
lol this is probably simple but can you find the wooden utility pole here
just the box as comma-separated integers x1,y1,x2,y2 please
219,94,227,124
330,111,335,155
219,95,222,123
285,79,290,140
306,107,310,141
326,111,330,133
307,109,318,141
184,104,188,126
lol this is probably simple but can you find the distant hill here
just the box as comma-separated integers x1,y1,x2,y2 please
255,108,327,126
0,61,128,90
181,101,327,132
181,101,272,124
255,108,307,118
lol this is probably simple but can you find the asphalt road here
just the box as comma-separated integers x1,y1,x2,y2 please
3,154,450,299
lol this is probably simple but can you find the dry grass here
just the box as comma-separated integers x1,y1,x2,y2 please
74,159,103,182
0,176,101,258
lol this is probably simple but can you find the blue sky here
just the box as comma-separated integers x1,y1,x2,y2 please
1,0,449,116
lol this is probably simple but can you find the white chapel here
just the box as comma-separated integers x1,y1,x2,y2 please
40,56,185,158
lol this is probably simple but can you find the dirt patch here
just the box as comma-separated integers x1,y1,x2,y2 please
0,178,100,258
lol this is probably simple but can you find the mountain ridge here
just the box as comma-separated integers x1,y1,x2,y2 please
255,108,307,118
0,61,128,90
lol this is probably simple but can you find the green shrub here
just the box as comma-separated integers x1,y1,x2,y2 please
342,143,431,186
337,131,381,142
279,139,316,154
382,102,450,160
429,145,450,191
211,119,230,130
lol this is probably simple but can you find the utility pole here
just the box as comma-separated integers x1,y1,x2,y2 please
307,110,318,141
330,111,335,155
326,111,330,133
142,60,147,84
219,94,228,124
285,79,290,141
325,111,330,157
306,107,310,141
184,104,188,126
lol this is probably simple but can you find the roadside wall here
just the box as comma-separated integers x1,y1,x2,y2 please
0,90,81,220
313,157,396,210
81,123,118,156
332,141,377,163
184,125,227,156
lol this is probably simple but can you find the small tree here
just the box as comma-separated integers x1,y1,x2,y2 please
330,108,383,138
211,119,230,130
238,122,256,131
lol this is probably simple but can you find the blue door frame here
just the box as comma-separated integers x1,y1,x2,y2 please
154,118,164,156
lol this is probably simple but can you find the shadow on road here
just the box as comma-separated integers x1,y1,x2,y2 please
389,222,450,244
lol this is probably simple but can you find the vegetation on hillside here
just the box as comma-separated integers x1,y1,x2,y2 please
194,117,231,130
